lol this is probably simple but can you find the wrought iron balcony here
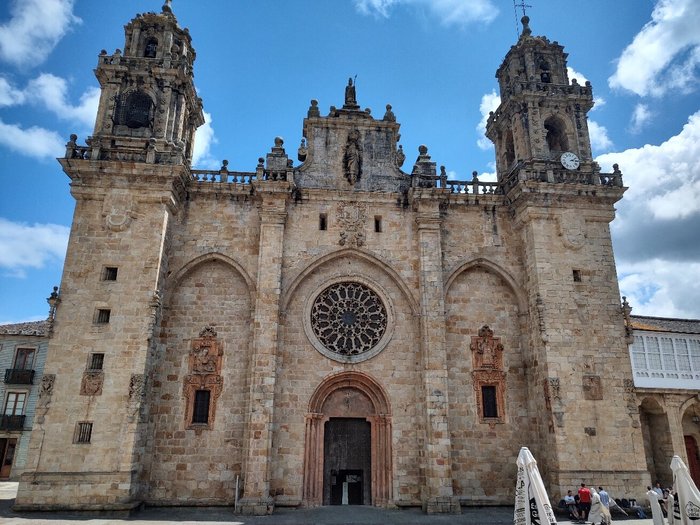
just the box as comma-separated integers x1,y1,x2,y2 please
4,368,35,384
0,414,25,431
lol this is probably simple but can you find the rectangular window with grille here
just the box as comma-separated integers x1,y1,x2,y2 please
88,353,104,370
102,266,118,281
482,385,498,418
192,390,210,424
95,309,111,324
74,422,93,444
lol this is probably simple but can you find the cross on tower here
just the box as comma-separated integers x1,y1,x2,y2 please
513,0,533,37
514,0,532,17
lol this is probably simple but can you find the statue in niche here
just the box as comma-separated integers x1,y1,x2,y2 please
343,129,362,185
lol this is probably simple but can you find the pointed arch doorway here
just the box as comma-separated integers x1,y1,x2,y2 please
302,371,392,507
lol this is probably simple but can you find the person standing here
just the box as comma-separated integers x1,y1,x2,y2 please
647,485,665,525
598,486,610,509
579,483,592,523
589,488,603,525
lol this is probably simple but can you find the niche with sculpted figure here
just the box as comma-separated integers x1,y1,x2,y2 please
470,325,507,425
183,326,224,431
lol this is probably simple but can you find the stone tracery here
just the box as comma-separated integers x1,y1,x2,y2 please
310,282,387,357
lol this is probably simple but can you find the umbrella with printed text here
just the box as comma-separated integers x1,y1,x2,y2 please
514,447,558,525
671,454,700,524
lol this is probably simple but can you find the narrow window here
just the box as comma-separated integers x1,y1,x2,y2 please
95,309,111,324
88,353,104,371
102,267,118,281
573,269,582,282
319,213,327,231
482,385,498,418
374,216,382,233
74,422,93,444
4,392,26,416
14,348,35,370
192,390,211,424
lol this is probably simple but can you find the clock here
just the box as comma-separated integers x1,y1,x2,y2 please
560,152,580,170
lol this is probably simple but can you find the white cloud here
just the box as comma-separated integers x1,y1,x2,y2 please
598,110,700,219
25,73,99,128
0,77,25,106
192,111,218,169
0,118,63,159
597,110,700,318
0,218,69,278
0,0,81,68
587,120,613,152
354,0,498,26
630,103,653,133
609,0,700,97
567,66,589,85
619,259,700,319
476,90,500,150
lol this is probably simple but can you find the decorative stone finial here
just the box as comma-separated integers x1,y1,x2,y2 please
383,104,396,122
220,160,229,172
162,0,173,14
521,15,531,36
396,144,405,168
46,286,60,330
418,145,428,155
308,99,320,118
274,136,284,148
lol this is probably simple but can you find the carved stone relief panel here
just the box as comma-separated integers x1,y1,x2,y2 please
38,374,56,407
582,374,603,400
557,209,586,250
81,371,104,396
337,202,367,247
469,325,504,370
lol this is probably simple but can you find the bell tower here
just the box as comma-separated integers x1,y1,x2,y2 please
15,1,206,511
90,0,203,164
482,16,648,497
486,16,595,181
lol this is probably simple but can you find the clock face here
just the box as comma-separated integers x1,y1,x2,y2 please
560,152,580,170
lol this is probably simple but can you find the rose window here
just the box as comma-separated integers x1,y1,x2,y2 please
310,282,387,356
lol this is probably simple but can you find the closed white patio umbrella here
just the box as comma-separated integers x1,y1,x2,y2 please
514,447,558,525
671,455,700,524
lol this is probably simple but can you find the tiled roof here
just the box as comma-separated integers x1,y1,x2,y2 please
631,315,700,335
0,320,50,337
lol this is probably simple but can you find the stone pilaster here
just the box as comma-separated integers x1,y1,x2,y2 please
239,181,290,515
665,397,687,463
411,189,460,514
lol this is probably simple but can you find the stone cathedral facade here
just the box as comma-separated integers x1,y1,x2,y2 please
15,4,652,514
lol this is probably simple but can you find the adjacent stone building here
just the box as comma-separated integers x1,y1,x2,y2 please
13,2,698,514
0,315,53,480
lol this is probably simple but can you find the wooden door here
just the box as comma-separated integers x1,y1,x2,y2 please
685,435,700,486
323,418,371,505
0,439,17,479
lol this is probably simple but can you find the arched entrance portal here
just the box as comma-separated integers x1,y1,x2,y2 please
302,371,392,507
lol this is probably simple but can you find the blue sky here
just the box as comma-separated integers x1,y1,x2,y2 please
0,0,699,323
